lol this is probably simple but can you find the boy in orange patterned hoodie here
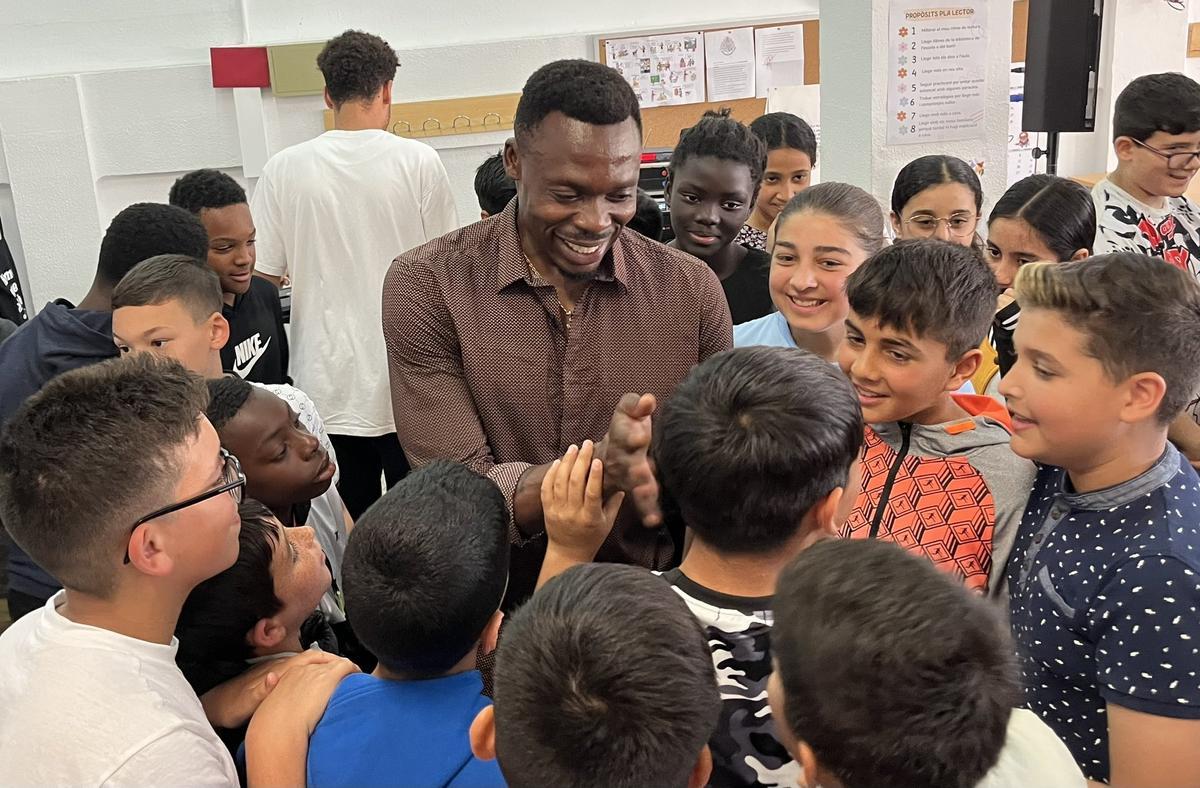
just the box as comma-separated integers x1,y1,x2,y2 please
838,239,1034,596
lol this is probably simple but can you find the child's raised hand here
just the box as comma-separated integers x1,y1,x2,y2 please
541,440,624,564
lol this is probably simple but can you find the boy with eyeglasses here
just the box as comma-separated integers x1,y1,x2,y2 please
1092,73,1200,275
0,355,357,784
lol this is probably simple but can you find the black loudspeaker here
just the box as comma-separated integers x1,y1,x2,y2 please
1022,0,1104,133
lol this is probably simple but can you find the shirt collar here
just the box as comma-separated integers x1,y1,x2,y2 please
1056,443,1181,510
494,198,627,292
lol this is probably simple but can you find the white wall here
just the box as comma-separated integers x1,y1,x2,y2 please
0,0,814,307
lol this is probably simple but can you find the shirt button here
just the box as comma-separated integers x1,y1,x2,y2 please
1050,506,1067,519
1034,533,1044,544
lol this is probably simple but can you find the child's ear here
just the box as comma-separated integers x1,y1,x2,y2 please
889,210,903,237
1119,371,1167,425
1069,248,1090,262
687,744,713,788
796,741,824,788
809,487,844,538
323,87,334,111
469,706,497,761
248,617,289,651
946,347,983,391
126,523,175,578
209,313,230,352
481,610,503,654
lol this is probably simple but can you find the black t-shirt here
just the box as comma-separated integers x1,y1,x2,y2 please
721,248,774,325
221,276,289,384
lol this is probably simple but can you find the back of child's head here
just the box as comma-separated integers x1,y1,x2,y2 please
1113,72,1200,142
889,155,983,216
988,174,1095,260
775,182,886,255
749,111,817,164
847,240,995,360
493,563,719,788
627,188,665,242
176,499,282,693
669,108,767,191
112,254,223,322
654,346,862,554
0,354,207,598
169,169,248,214
474,151,517,217
772,538,1018,788
97,203,210,289
1015,252,1200,423
341,460,508,677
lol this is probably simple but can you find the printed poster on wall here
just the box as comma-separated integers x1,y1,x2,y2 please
886,0,988,146
605,32,705,109
704,27,756,102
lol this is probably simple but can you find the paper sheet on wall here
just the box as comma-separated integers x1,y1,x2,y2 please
1006,63,1045,185
605,32,705,109
886,0,989,145
754,25,806,98
767,84,822,184
704,28,756,102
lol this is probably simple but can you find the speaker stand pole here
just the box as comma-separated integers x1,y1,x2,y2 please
1033,131,1060,175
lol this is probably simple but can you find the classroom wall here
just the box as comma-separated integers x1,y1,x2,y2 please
0,0,812,307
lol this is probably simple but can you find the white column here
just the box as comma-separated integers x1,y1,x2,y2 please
820,0,1014,212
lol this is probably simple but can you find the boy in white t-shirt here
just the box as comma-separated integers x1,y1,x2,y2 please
0,354,355,784
1092,73,1200,273
250,30,459,520
768,538,1085,788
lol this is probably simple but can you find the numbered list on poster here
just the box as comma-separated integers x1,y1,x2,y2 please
887,1,988,145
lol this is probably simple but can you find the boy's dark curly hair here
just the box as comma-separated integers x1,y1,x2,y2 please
317,30,399,106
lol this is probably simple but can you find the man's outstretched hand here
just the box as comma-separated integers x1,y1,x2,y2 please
597,393,661,528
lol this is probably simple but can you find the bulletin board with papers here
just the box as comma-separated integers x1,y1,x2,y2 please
597,18,820,148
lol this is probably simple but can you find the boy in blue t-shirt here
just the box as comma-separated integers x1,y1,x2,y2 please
305,461,508,787
999,252,1200,784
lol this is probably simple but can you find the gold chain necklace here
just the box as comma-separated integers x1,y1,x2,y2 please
525,254,574,329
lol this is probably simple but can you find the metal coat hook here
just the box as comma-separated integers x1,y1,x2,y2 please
482,112,502,127
452,114,472,129
391,120,412,135
421,118,442,131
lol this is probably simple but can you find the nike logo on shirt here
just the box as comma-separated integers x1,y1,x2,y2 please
232,333,272,378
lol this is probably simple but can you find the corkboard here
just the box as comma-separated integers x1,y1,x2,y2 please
1012,0,1028,63
599,19,819,149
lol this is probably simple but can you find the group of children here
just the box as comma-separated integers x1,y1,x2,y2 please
2,46,1200,788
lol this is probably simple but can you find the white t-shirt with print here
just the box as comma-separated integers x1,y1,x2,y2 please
251,129,459,437
977,708,1086,787
0,593,239,786
1092,177,1200,278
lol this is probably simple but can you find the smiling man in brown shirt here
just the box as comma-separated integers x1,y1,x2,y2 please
383,59,732,606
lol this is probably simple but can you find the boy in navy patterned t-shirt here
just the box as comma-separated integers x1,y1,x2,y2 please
999,252,1200,784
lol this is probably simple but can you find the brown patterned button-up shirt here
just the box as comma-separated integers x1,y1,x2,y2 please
383,199,732,600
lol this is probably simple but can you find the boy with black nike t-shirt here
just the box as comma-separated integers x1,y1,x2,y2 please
170,169,289,384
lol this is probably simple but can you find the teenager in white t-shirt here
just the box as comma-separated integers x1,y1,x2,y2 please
251,30,458,520
0,355,357,785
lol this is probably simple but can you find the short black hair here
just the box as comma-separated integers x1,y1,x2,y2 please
176,499,283,694
749,111,817,164
890,155,983,216
988,174,1095,260
494,564,719,788
169,169,248,214
627,188,664,242
654,346,862,554
474,151,517,216
316,30,399,106
669,108,767,195
205,375,254,430
112,254,222,322
514,59,642,142
341,460,508,677
0,355,208,597
1113,72,1200,141
97,203,210,289
847,240,996,360
773,539,1018,788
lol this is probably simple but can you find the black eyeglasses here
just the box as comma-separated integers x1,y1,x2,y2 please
123,448,246,564
1131,139,1200,171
